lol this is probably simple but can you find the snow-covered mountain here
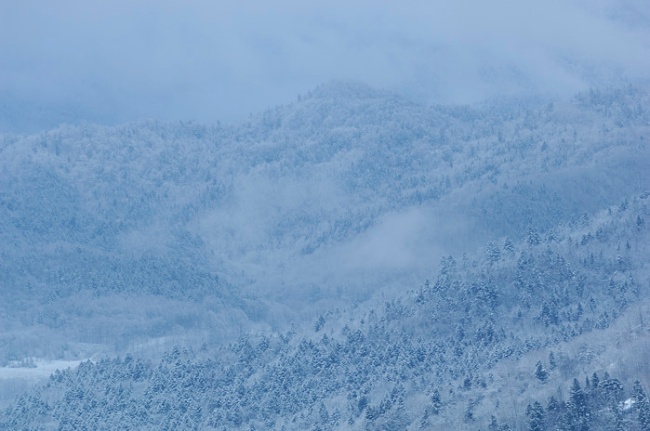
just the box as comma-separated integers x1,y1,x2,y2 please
1,81,649,429
3,187,649,430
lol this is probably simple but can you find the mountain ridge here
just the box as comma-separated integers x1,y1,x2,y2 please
0,83,649,427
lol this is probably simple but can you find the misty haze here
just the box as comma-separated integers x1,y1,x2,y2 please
1,1,650,430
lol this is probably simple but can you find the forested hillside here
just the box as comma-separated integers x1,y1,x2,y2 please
3,191,649,430
1,82,649,429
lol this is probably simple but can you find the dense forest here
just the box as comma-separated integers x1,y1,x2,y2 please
1,82,649,429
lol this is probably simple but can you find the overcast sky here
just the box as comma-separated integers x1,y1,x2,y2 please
1,0,649,130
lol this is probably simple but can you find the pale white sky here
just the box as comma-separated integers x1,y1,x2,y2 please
1,0,648,129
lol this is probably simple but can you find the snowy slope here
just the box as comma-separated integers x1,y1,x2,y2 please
0,82,648,365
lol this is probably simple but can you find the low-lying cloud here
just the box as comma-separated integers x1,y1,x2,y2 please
1,0,649,130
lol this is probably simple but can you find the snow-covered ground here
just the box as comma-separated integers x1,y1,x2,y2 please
0,359,87,407
0,358,85,380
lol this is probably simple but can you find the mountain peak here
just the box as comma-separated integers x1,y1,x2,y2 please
304,80,392,102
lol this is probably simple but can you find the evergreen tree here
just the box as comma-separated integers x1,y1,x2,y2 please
486,241,501,263
570,378,587,418
503,238,515,255
633,380,650,431
527,230,541,246
612,401,625,431
526,401,545,431
430,390,442,415
591,372,599,390
568,378,590,431
548,352,557,370
535,360,548,383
